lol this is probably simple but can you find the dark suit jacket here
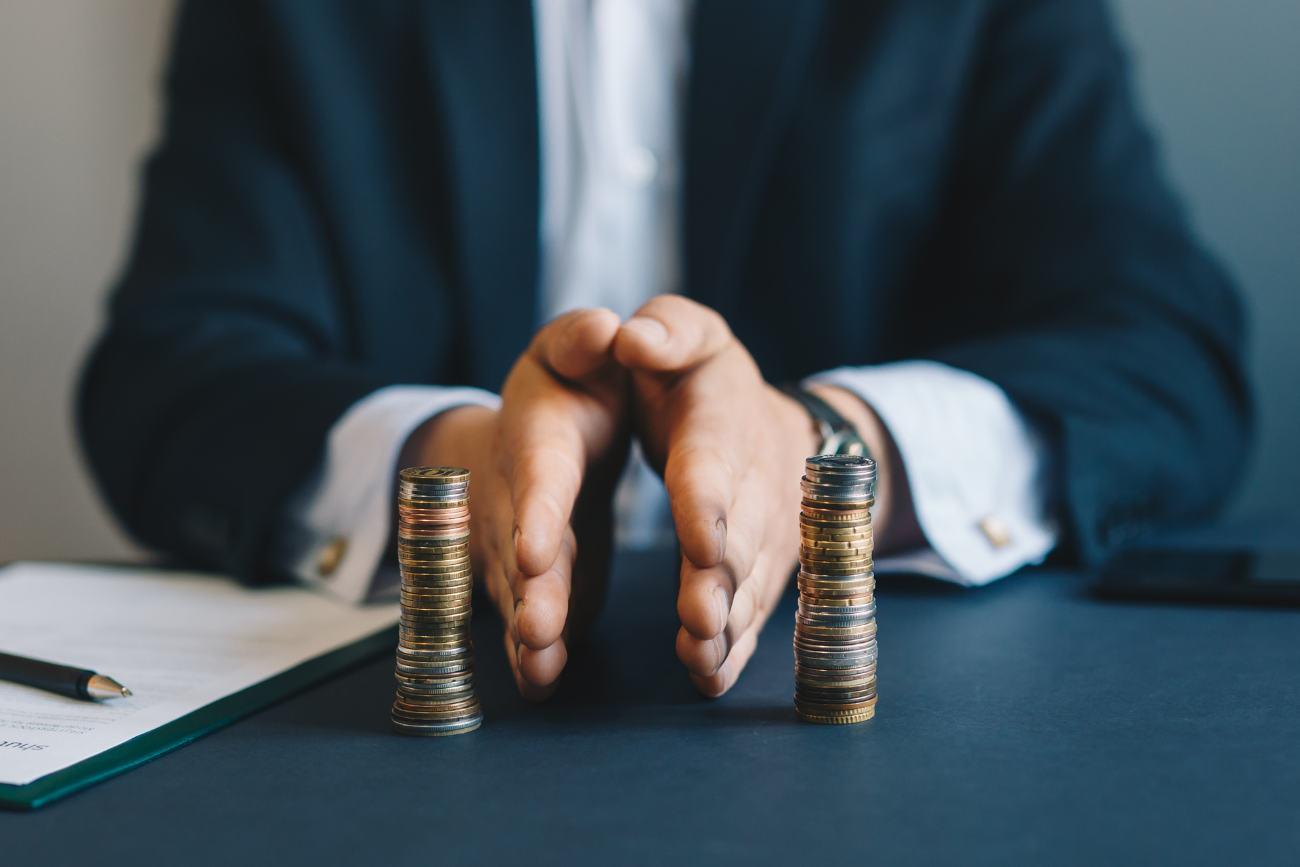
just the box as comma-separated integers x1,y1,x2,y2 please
79,0,1251,583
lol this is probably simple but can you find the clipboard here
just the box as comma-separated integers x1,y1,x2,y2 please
0,563,400,811
0,625,395,811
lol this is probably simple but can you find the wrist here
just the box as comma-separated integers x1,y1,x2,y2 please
770,386,823,460
398,403,498,475
806,386,886,463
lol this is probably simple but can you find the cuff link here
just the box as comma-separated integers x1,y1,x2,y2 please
978,516,1012,549
317,537,348,577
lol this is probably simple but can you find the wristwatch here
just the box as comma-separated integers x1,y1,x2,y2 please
781,384,873,459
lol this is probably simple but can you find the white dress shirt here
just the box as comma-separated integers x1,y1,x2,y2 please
279,0,1057,603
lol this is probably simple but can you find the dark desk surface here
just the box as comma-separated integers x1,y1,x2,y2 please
6,539,1300,866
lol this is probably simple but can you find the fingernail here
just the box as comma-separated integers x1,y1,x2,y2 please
513,524,521,551
624,316,669,345
712,585,730,633
715,517,727,560
712,637,728,676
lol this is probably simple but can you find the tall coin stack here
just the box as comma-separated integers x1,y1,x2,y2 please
392,466,482,736
794,455,879,724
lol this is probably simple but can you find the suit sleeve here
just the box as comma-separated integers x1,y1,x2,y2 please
78,0,388,583
909,0,1252,565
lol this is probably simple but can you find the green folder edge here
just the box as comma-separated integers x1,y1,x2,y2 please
0,623,398,812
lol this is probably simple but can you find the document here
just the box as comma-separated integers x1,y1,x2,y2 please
0,562,398,787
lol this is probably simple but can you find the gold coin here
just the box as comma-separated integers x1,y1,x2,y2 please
800,514,873,528
400,613,472,627
398,544,471,557
800,534,872,546
398,536,471,549
797,624,877,639
799,563,875,578
800,526,872,539
396,499,470,512
401,570,473,583
398,622,470,634
796,707,876,725
801,497,874,508
801,540,874,553
400,600,473,614
400,573,474,587
400,588,473,602
795,571,878,587
797,575,874,589
393,702,481,719
797,588,875,602
800,545,873,558
800,500,874,516
800,553,873,567
797,571,875,585
397,636,470,650
800,532,874,545
799,597,874,610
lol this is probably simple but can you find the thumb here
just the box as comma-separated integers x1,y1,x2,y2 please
614,296,733,373
532,308,622,383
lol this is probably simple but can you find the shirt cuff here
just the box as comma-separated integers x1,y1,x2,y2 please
806,361,1057,586
276,385,501,603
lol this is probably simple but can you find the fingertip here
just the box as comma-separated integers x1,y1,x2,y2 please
675,626,727,678
576,306,621,343
518,639,567,694
612,316,669,369
689,661,733,699
622,315,669,346
616,296,733,371
548,307,620,380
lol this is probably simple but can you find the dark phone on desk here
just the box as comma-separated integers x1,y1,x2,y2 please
1094,549,1300,605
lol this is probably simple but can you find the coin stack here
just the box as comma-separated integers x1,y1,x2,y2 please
391,466,482,736
794,455,879,724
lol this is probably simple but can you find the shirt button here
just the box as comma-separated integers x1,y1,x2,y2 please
317,537,348,576
622,146,658,185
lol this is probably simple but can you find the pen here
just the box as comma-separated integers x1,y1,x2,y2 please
0,650,133,701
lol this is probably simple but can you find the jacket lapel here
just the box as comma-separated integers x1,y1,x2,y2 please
684,0,829,314
420,0,539,391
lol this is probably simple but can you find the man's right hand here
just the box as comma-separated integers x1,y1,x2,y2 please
398,309,629,700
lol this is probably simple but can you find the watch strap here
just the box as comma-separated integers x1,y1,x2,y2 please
781,385,872,459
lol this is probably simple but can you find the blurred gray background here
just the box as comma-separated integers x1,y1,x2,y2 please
0,0,1296,564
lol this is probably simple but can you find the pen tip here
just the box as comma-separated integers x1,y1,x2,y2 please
86,674,132,700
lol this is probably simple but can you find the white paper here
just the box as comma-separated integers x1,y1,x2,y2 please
0,562,398,787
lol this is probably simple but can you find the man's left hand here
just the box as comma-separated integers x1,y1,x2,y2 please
614,296,920,696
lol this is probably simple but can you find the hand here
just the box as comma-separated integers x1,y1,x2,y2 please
400,309,629,700
614,296,920,697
